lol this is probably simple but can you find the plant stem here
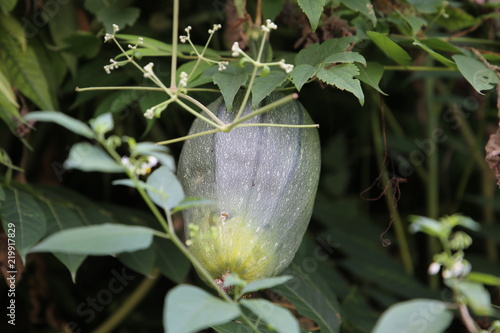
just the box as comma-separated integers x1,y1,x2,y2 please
424,73,440,289
92,269,160,333
384,66,456,72
371,101,414,275
170,0,179,88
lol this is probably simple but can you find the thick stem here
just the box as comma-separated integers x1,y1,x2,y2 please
170,0,179,88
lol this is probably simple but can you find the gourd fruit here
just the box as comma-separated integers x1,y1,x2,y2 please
177,92,321,282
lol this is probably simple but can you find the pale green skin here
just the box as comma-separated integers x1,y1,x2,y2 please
177,92,321,282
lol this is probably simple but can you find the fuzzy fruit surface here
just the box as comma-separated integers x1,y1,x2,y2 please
177,92,321,282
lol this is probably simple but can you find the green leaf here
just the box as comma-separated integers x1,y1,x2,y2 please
61,31,101,58
0,0,18,13
456,281,492,316
164,285,240,333
212,64,249,110
404,16,427,35
317,64,364,105
273,264,341,333
436,6,481,31
340,0,376,25
466,272,500,286
290,64,320,91
297,0,325,32
355,62,387,95
408,0,444,13
89,113,114,134
146,166,185,210
0,36,55,110
97,7,140,33
63,142,125,173
118,246,156,277
366,31,412,66
242,276,293,294
29,223,157,255
24,111,94,138
37,197,86,281
154,238,191,284
251,71,286,107
0,94,22,137
372,299,453,333
409,215,447,237
0,66,18,107
0,13,26,52
412,39,456,68
241,299,299,333
453,55,499,93
0,187,47,262
323,51,366,66
171,197,215,214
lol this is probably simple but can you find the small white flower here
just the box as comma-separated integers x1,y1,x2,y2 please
185,26,192,33
428,262,441,275
179,35,188,43
121,156,131,168
179,71,189,87
208,24,222,34
261,25,270,33
218,61,228,71
266,19,277,30
128,44,137,50
112,24,120,33
138,37,144,45
279,59,294,73
231,42,241,57
144,108,155,119
143,62,154,78
104,33,113,42
148,156,159,167
103,59,120,74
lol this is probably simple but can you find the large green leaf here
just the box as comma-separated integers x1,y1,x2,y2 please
297,0,325,32
29,223,157,255
241,299,299,333
251,71,286,107
0,187,47,262
372,299,453,333
273,263,341,333
290,64,320,91
63,142,125,173
453,55,499,93
367,31,412,66
317,64,364,105
24,111,94,139
355,61,387,95
146,166,185,210
164,285,240,333
0,32,54,110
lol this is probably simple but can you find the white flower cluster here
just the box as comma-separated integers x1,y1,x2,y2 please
279,59,294,73
231,42,242,57
179,26,192,43
104,59,119,74
179,71,188,88
143,62,155,78
218,61,228,71
428,258,471,279
208,24,221,34
143,107,155,119
121,156,159,175
128,37,144,50
261,19,277,33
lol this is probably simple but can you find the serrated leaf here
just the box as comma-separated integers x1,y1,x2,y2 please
273,264,341,333
290,64,320,91
0,35,55,110
317,64,364,105
355,62,387,95
296,43,322,66
251,71,286,107
367,31,412,66
0,187,47,262
453,55,499,93
372,299,453,333
340,0,376,25
297,0,325,32
323,51,366,66
241,299,299,333
412,39,456,68
24,111,94,138
146,166,185,210
242,276,293,294
212,64,249,110
97,7,140,33
164,285,240,333
29,223,157,255
63,142,125,173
